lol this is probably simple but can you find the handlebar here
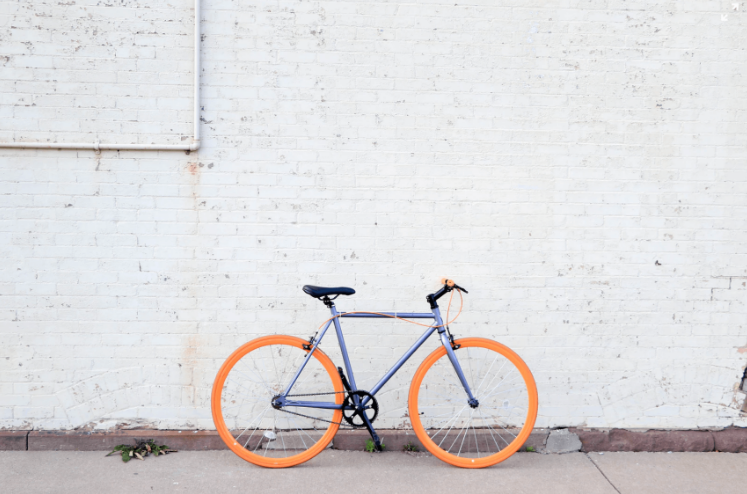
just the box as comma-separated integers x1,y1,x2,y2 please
440,278,468,293
427,278,468,309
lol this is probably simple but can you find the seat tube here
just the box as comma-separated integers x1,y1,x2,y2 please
331,305,358,391
433,307,476,402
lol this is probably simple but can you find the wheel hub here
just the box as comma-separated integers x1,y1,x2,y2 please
271,394,284,409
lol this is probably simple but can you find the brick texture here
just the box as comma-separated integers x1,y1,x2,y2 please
1,1,746,431
26,430,226,451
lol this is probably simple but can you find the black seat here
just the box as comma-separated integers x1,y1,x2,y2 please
302,285,355,299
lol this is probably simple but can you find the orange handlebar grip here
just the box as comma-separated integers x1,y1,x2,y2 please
440,278,455,287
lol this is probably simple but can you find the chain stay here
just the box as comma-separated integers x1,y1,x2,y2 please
285,391,346,398
276,407,352,428
277,390,352,427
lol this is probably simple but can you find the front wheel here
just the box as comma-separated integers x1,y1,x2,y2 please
409,338,538,468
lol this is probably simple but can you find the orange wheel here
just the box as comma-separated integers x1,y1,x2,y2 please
211,335,343,468
409,338,538,468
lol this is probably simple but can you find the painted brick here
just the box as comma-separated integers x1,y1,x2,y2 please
0,0,746,433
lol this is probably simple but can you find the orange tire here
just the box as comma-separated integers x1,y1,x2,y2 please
211,335,343,468
408,338,538,468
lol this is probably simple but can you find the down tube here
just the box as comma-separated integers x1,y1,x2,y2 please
367,325,438,398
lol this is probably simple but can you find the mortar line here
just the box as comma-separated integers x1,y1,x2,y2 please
585,452,621,494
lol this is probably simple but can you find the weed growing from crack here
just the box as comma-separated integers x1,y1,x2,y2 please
403,441,419,452
106,439,178,463
365,438,385,452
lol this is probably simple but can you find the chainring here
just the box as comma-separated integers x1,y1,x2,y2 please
342,390,379,428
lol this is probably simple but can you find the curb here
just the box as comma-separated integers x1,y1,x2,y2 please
0,431,29,451
570,428,747,453
24,430,226,451
1,428,746,453
331,429,549,452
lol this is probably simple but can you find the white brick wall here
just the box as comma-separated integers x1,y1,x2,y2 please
1,0,747,431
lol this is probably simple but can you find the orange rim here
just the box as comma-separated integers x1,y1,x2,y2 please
211,335,343,468
408,338,538,468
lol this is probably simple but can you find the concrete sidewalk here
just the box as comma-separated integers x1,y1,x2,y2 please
1,450,745,494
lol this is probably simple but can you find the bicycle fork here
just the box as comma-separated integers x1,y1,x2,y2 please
434,310,479,409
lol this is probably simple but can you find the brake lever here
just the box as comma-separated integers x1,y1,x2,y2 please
440,278,469,294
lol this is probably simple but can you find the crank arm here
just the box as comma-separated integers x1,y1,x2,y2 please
361,412,383,452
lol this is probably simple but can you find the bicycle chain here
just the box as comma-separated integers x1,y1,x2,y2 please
277,391,355,428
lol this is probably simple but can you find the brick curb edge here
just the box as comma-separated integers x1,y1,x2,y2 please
1,428,745,452
569,427,747,453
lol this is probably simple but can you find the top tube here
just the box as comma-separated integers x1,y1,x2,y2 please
338,312,434,319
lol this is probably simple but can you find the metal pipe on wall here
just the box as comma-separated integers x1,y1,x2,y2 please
191,0,201,151
0,0,201,152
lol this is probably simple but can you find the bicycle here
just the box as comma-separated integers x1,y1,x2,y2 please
211,279,538,469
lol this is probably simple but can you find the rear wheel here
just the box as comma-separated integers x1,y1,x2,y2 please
409,338,538,468
211,335,344,468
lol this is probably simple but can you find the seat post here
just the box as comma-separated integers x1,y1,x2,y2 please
330,303,358,392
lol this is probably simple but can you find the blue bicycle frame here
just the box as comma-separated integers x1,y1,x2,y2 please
277,304,477,413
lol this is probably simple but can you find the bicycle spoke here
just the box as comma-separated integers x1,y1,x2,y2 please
472,416,480,457
287,414,319,449
479,409,512,447
478,409,506,451
270,347,281,391
232,364,276,396
478,368,516,400
435,405,468,449
474,353,501,396
457,413,473,456
243,406,271,449
234,405,270,442
224,376,273,401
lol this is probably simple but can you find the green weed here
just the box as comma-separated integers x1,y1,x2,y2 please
365,438,385,452
403,441,419,452
106,439,177,463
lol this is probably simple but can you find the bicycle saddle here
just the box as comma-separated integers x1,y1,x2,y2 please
302,285,355,298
